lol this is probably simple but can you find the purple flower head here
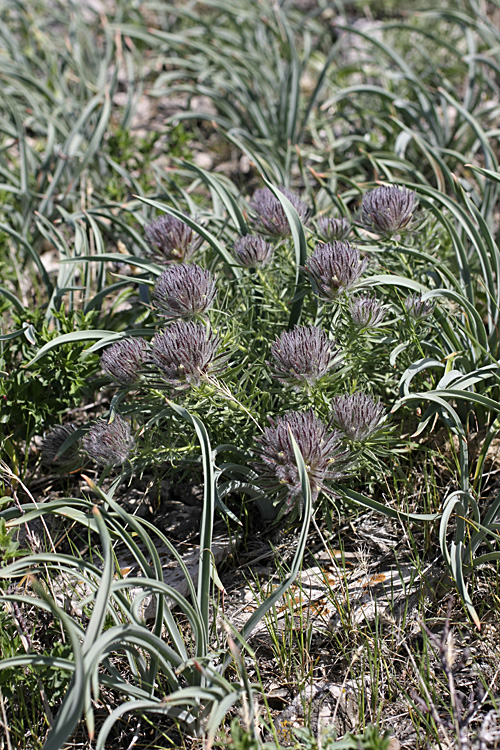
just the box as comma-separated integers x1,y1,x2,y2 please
269,326,343,388
250,187,310,237
144,215,203,263
101,337,148,385
360,186,416,237
153,264,216,319
305,241,368,299
349,294,386,328
233,235,274,268
149,320,224,388
404,293,434,320
331,393,385,442
83,414,134,467
254,410,349,511
41,423,81,470
317,216,351,242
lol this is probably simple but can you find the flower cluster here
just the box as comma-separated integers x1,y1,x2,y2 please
317,216,351,242
360,186,416,237
405,293,434,320
349,294,386,328
101,337,148,385
144,215,203,263
269,326,342,388
153,264,216,319
331,393,385,442
254,410,348,511
41,423,81,470
305,241,368,299
149,320,223,388
250,187,310,237
233,235,274,267
83,415,134,467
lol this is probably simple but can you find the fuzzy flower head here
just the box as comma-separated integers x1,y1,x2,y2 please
305,241,368,299
331,393,386,442
153,264,216,319
101,337,148,386
83,415,134,467
233,235,274,268
149,321,223,388
144,215,203,263
360,186,417,237
317,216,351,242
250,187,310,237
404,293,434,320
254,410,349,512
269,326,343,388
41,423,81,471
349,294,386,328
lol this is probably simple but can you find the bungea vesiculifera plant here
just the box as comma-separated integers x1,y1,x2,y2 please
349,294,387,328
100,338,148,386
305,241,368,299
6,1,500,743
82,415,135,468
233,235,274,268
250,187,310,237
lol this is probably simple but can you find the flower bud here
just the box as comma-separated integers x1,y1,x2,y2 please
331,393,385,441
153,264,216,319
254,410,349,511
360,186,416,237
83,415,134,467
144,215,203,263
269,326,342,387
101,338,148,385
250,187,310,237
306,241,368,299
233,235,274,267
317,216,351,242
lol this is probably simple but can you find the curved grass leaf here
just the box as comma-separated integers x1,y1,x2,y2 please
180,161,248,235
165,401,215,653
262,179,308,329
32,581,86,750
338,486,438,522
25,329,118,366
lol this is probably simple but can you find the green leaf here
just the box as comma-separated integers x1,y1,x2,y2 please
25,330,117,366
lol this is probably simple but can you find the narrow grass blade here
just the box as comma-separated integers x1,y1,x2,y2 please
180,161,248,235
166,401,215,653
33,582,85,750
339,486,439,522
25,330,118,366
262,179,308,329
